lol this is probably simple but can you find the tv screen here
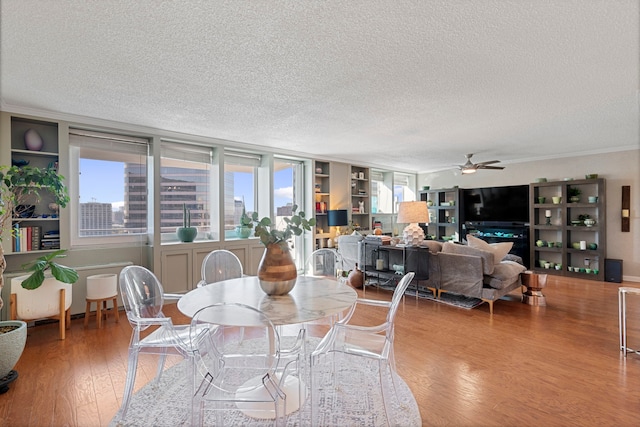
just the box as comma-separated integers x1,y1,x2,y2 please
462,185,529,223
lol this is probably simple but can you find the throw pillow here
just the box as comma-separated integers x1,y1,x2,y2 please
466,234,513,265
484,260,527,289
420,240,443,253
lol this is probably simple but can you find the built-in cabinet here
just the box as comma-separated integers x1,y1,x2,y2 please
529,178,606,281
2,113,63,254
419,188,461,241
350,165,370,231
313,160,331,249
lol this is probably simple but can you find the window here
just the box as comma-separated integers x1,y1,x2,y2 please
224,150,260,239
274,158,305,267
160,141,216,242
393,173,417,209
370,170,393,214
69,129,149,246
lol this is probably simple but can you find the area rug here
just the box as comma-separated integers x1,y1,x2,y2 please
109,339,421,426
406,288,485,309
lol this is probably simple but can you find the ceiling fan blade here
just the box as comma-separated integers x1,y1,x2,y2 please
476,160,501,166
478,165,505,170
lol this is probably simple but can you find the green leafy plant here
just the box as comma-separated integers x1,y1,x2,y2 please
20,249,78,290
0,165,70,243
567,186,581,197
247,204,316,250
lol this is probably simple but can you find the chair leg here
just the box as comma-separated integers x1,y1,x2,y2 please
118,349,140,422
97,299,103,329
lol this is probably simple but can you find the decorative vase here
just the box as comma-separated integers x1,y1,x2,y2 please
569,196,580,203
583,218,596,227
347,263,364,289
24,129,44,151
257,244,297,295
235,226,252,238
176,226,197,242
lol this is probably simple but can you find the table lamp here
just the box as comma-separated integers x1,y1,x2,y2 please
397,201,429,246
328,209,349,236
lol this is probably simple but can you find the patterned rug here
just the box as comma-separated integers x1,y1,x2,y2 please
406,288,485,309
110,340,421,426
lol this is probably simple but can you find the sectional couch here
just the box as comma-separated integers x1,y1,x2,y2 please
420,237,527,314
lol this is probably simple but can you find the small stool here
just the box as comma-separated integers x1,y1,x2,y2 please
521,271,547,306
85,274,119,329
619,287,640,356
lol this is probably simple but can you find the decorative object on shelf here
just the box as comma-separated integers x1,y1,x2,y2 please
583,218,596,227
535,178,547,183
358,200,365,213
588,196,598,203
552,196,561,204
537,197,546,204
358,172,364,179
315,167,323,174
248,204,315,295
23,129,44,151
0,165,70,311
545,209,552,225
567,186,581,203
176,203,197,242
397,201,429,246
422,185,430,190
585,174,598,179
622,185,630,232
11,159,29,167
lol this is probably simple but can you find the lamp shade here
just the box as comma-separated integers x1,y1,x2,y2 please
396,201,429,225
327,209,348,227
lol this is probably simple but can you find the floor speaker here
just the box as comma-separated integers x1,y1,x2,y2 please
605,258,623,283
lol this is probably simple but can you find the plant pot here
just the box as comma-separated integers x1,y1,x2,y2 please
257,244,297,295
176,226,197,242
569,196,580,203
11,275,73,320
0,320,27,379
235,226,252,238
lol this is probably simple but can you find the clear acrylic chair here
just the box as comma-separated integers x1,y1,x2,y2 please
197,249,244,287
310,272,415,426
190,303,302,426
304,248,340,278
117,265,199,422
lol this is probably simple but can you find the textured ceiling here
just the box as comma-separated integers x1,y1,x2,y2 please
1,0,638,173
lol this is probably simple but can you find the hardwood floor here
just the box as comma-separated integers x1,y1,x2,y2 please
2,275,640,426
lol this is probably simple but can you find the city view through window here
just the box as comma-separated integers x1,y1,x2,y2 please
78,159,296,238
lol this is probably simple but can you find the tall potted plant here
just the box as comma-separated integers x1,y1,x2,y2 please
0,165,71,389
246,204,315,295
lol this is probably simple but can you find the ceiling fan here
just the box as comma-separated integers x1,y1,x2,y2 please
456,153,504,174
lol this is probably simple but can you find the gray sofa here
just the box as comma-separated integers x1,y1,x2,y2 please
420,240,526,314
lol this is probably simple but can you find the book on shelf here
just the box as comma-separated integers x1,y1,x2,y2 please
11,225,43,252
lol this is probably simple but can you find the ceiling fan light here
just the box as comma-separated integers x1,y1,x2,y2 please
462,168,476,174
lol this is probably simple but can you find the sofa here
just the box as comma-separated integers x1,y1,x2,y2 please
420,236,527,314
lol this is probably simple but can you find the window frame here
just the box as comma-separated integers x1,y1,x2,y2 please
69,129,150,247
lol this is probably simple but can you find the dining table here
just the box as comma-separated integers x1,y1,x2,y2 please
177,275,358,418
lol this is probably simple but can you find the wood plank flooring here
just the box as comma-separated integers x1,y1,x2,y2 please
2,275,640,426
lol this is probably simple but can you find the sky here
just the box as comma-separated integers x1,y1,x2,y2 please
79,159,293,211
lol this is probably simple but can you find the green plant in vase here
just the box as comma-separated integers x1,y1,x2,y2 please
176,203,197,242
235,200,252,238
248,204,315,295
567,186,581,203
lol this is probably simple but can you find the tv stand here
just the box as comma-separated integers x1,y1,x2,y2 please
462,221,530,268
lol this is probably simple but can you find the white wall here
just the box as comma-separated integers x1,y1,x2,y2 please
418,149,640,281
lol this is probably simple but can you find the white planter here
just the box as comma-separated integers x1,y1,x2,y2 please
11,275,73,320
0,320,27,378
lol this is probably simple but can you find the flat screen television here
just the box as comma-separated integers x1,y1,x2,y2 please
461,185,529,224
